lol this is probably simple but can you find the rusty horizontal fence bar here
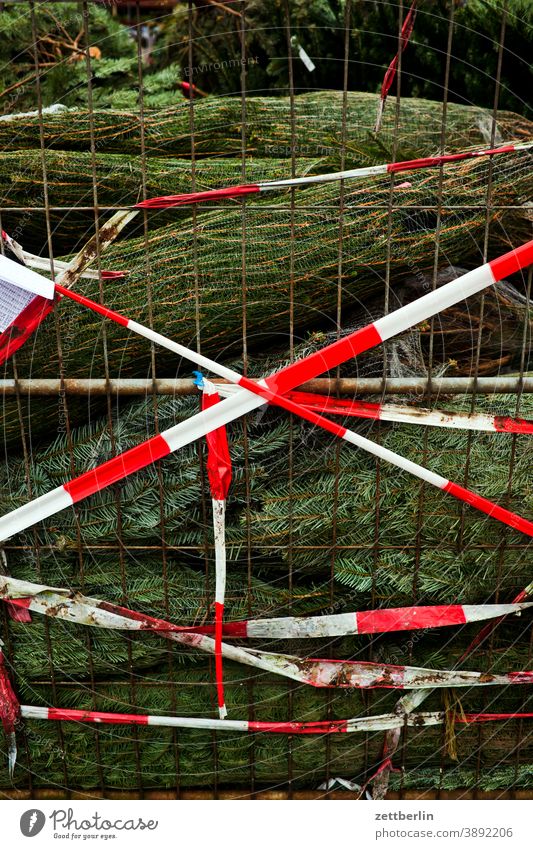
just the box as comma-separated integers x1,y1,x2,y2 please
1,377,532,396
1,788,532,801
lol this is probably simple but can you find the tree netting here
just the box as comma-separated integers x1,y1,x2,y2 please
0,91,531,157
3,149,530,388
0,152,329,254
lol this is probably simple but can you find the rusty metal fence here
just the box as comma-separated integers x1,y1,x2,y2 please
0,0,532,799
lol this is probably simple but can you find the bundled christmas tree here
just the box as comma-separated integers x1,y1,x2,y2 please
0,152,328,254
0,1,531,799
2,262,531,456
1,149,529,388
1,403,532,792
0,90,530,156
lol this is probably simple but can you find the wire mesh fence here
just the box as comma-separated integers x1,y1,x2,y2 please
0,0,532,799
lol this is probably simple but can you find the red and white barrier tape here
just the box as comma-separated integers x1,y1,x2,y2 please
0,644,20,776
3,575,530,639
0,549,31,623
16,705,533,735
457,580,533,664
135,140,532,209
200,377,233,718
0,241,532,542
177,602,533,639
0,214,133,365
0,241,55,366
375,0,418,132
369,578,533,799
209,385,533,434
2,577,532,692
1,232,126,281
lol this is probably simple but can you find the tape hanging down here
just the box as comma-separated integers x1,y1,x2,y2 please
198,374,233,719
0,242,532,543
135,140,532,208
0,642,20,777
375,0,418,132
291,36,316,72
2,577,533,692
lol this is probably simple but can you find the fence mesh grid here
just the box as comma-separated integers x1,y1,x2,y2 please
0,0,531,799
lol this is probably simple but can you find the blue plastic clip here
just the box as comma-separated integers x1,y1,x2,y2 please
192,370,205,390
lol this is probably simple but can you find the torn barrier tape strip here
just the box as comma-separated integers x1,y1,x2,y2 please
369,581,533,798
0,646,20,776
0,546,31,624
0,213,135,365
375,0,417,132
0,240,532,542
17,706,533,735
2,575,531,639
207,385,533,434
375,582,533,800
369,577,533,798
135,141,533,208
0,247,55,366
1,231,126,280
19,254,125,280
456,580,533,665
200,380,233,719
3,578,533,691
0,648,19,735
168,602,533,639
2,243,533,538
